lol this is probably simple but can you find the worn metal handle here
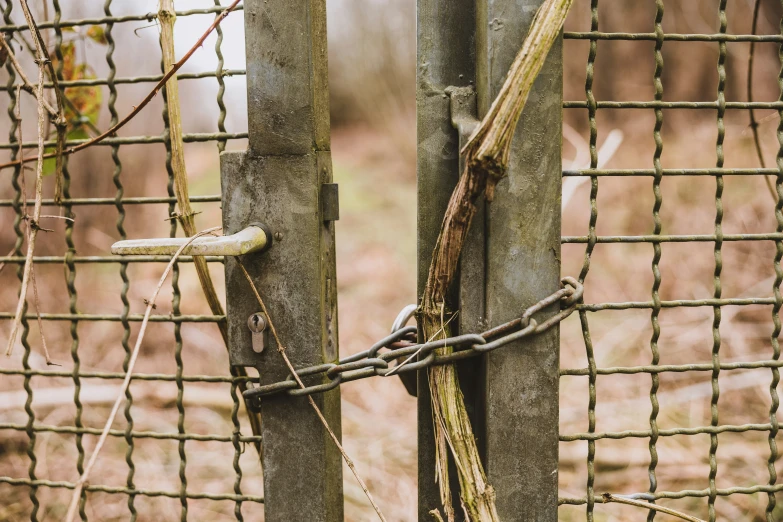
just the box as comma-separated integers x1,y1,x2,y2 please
111,225,271,256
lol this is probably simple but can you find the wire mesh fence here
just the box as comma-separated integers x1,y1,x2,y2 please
1,0,782,521
559,1,783,521
0,1,262,521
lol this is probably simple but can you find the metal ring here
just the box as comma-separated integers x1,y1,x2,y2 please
391,304,417,333
327,358,387,378
243,379,298,400
560,276,584,306
476,320,538,352
289,375,342,397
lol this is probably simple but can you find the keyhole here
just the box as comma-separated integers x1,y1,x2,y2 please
248,313,267,333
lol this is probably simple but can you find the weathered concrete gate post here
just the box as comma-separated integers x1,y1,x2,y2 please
221,0,343,520
417,0,562,519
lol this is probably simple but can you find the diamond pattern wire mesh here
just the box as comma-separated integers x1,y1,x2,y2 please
559,1,783,521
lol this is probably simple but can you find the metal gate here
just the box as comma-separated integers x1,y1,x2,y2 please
1,0,782,521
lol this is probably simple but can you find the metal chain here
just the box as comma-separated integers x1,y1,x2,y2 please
243,277,584,405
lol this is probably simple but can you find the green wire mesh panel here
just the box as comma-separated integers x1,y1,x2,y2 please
559,1,783,521
0,2,263,520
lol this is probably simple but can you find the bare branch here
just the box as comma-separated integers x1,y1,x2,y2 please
6,0,50,358
602,493,706,522
0,37,57,117
747,0,776,202
62,226,222,522
0,0,243,173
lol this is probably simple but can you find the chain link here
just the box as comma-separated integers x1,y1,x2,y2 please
243,277,583,406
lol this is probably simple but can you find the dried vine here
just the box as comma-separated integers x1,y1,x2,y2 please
421,0,572,519
601,493,705,522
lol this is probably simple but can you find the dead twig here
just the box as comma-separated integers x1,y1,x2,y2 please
420,0,572,519
430,509,446,522
38,214,74,222
17,2,67,202
602,493,706,522
237,260,387,522
6,0,51,358
0,37,57,117
29,264,57,365
62,226,221,522
156,0,262,458
747,0,776,201
0,382,237,412
0,246,14,276
0,0,242,173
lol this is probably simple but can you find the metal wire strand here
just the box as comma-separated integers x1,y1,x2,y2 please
578,0,600,519
767,7,783,521
646,2,665,519
707,3,728,521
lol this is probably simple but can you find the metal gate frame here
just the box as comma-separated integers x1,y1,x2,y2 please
221,0,343,520
226,0,562,519
416,1,561,520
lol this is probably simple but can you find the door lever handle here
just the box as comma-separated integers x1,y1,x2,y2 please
111,224,272,257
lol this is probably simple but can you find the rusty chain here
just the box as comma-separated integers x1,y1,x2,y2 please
243,276,583,405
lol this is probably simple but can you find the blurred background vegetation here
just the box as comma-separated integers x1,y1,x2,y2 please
1,0,783,520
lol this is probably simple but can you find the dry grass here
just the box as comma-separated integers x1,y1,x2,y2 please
1,0,783,520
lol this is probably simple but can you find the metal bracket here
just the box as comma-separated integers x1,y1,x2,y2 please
110,224,272,257
447,85,480,146
321,183,339,222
